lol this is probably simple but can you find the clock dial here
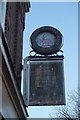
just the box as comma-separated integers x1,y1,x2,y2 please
35,32,55,48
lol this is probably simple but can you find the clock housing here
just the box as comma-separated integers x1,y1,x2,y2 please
30,26,63,55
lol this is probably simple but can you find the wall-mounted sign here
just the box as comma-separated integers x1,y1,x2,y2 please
23,56,65,106
30,26,63,55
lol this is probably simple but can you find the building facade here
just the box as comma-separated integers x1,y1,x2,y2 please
5,2,30,87
0,1,30,119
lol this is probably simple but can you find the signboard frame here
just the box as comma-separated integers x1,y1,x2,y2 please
23,56,65,106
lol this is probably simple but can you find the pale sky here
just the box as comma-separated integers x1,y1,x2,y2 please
23,2,78,118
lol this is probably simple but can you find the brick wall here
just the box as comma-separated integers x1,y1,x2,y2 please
5,2,26,87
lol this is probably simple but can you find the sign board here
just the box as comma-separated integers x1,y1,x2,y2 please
23,56,65,106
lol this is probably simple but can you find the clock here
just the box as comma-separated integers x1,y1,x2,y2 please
30,26,63,55
35,32,55,48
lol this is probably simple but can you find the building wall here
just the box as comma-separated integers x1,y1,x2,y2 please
0,1,30,118
2,81,18,118
0,25,29,118
0,46,2,114
5,2,27,87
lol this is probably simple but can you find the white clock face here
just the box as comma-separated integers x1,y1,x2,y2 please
35,32,56,48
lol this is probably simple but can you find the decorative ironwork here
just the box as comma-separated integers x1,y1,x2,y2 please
29,50,63,57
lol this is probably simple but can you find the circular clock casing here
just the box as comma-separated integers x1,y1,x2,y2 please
30,26,63,55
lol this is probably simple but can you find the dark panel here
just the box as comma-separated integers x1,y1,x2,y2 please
29,60,65,106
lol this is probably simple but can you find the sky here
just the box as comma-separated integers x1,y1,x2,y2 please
22,2,78,118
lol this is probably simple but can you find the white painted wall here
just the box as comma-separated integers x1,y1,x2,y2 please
2,81,18,118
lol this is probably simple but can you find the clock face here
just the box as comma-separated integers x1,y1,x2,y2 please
30,26,63,55
35,32,55,48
